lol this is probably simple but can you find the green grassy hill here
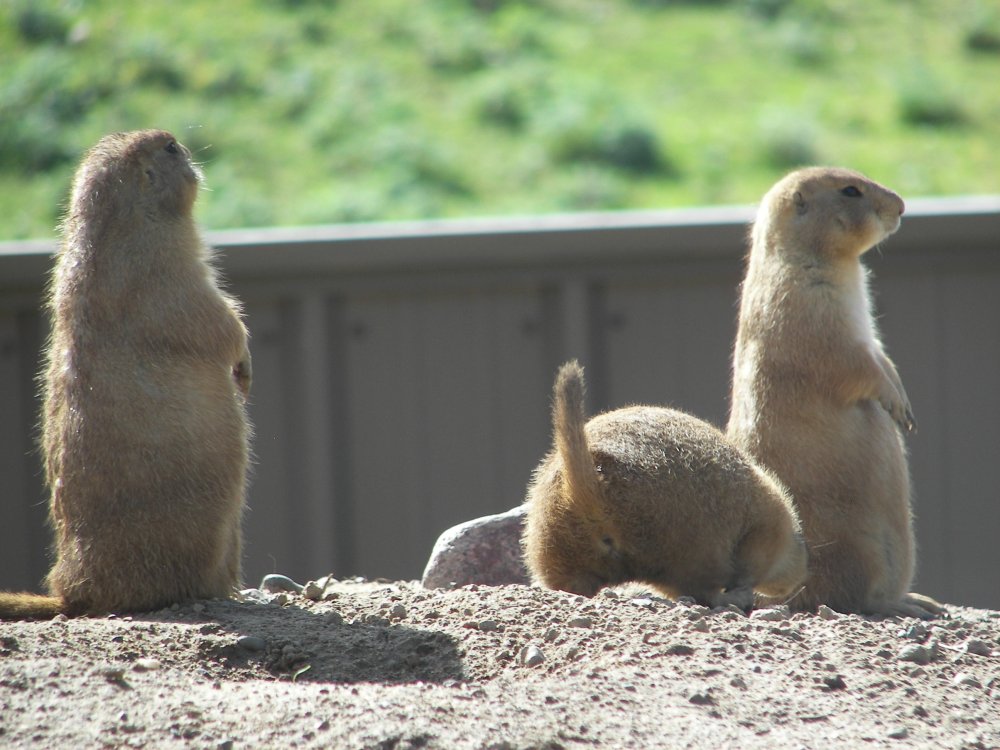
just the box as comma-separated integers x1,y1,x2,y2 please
2,0,998,240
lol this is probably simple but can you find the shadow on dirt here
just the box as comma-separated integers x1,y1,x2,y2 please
138,598,466,685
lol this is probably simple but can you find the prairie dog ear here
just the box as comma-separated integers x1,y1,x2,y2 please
794,190,807,215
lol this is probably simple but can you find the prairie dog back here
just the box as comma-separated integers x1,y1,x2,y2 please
524,361,806,609
0,129,252,619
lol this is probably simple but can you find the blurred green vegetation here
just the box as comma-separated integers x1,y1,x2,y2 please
1,0,998,239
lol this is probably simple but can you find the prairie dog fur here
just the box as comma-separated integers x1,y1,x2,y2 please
727,166,939,618
0,129,251,619
523,361,807,609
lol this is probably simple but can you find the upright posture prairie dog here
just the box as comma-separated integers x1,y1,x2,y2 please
523,361,807,609
727,166,939,618
0,129,252,619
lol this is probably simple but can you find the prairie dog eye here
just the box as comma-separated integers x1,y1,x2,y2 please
165,141,179,154
841,185,862,197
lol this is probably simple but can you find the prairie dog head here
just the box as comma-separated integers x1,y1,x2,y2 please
65,129,202,239
751,167,905,261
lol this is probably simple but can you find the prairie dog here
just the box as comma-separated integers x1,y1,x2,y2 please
523,361,807,609
0,130,251,619
727,166,940,618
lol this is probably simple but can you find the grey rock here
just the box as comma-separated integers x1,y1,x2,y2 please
421,505,530,589
389,603,407,620
817,605,840,620
961,638,992,656
237,636,267,653
302,581,325,600
665,644,695,656
897,643,933,665
751,607,789,622
260,574,305,594
952,672,981,688
688,691,714,706
519,645,545,667
900,623,929,641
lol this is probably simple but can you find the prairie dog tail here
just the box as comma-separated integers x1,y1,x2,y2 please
0,592,65,620
553,361,605,526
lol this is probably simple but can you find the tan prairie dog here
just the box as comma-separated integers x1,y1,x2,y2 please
0,130,252,620
727,166,942,618
523,360,807,609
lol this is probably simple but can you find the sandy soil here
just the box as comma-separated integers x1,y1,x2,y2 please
1,578,998,749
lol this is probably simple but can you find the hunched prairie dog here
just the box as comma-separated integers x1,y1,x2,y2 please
727,166,941,618
523,360,807,609
0,129,252,619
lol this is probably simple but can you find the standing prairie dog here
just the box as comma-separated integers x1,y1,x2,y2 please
727,166,941,618
523,361,807,609
0,129,251,619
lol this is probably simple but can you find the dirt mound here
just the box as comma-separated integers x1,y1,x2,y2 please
1,579,997,748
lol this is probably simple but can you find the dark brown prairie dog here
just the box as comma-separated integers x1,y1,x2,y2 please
727,166,941,618
523,360,807,609
0,129,251,619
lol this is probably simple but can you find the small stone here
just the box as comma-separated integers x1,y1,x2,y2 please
887,726,909,740
218,741,235,750
478,620,498,632
96,665,128,686
543,628,559,642
239,588,270,604
952,672,982,688
897,644,932,665
689,618,710,633
962,639,992,657
665,644,695,656
260,574,305,594
389,603,407,620
568,617,592,629
822,674,847,691
519,645,545,668
816,605,840,620
751,607,789,622
630,598,655,609
237,636,267,653
317,720,330,731
0,636,19,655
600,589,619,599
133,658,161,672
302,581,325,600
730,677,747,689
900,623,929,641
688,691,714,706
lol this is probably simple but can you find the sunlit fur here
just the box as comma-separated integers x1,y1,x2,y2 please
0,130,251,619
524,361,807,609
728,167,941,618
